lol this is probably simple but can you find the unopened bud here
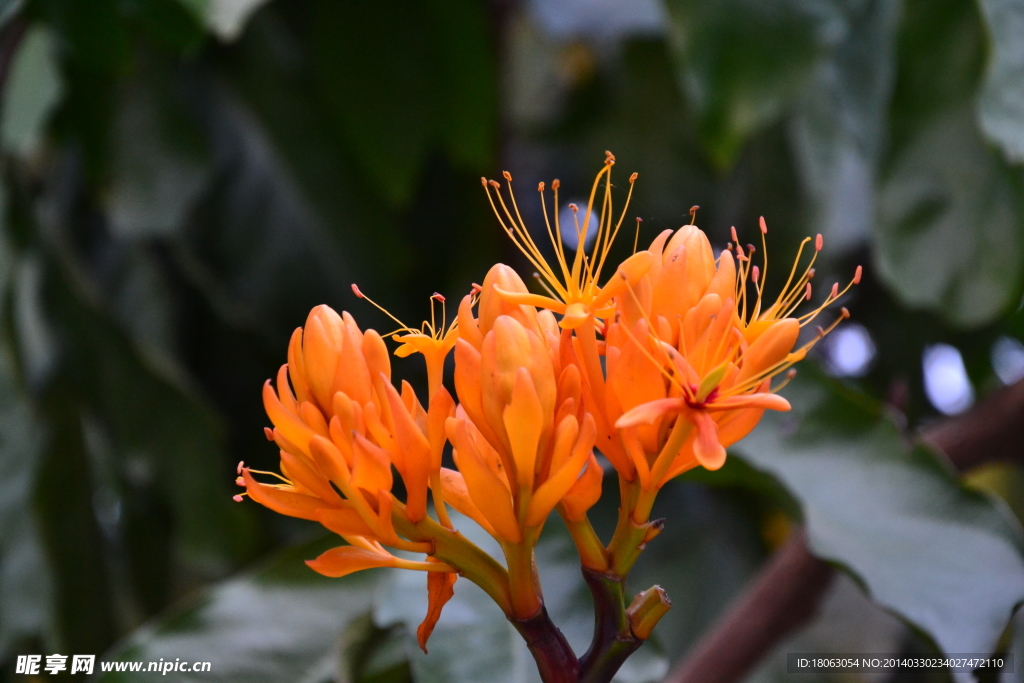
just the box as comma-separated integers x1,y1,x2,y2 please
627,586,672,640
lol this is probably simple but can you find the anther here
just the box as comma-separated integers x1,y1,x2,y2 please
689,205,700,225
759,216,768,234
235,476,245,486
237,460,245,474
351,283,365,298
830,283,839,298
752,265,760,283
636,217,643,223
431,292,446,303
232,495,244,503
853,265,863,284
747,243,756,254
629,172,638,183
840,307,850,318
503,171,512,181
538,181,545,192
569,203,579,213
805,282,812,300
731,226,739,243
471,282,483,294
786,369,797,379
808,268,815,279
263,427,274,441
552,179,561,190
815,234,823,251
488,179,500,188
736,245,746,260
480,177,488,187
605,150,616,164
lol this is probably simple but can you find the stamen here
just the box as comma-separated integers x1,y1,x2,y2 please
752,265,760,283
233,494,245,502
689,205,700,225
633,217,642,253
815,234,823,251
805,283,812,300
237,460,245,474
731,226,739,243
759,216,768,234
235,476,245,486
853,265,863,284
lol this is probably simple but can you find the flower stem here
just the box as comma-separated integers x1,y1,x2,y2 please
510,605,580,683
578,568,643,683
561,512,609,571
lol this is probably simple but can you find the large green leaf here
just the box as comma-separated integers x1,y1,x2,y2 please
0,24,62,157
735,373,1024,655
875,107,1024,328
661,0,829,168
977,0,1024,164
96,535,377,683
790,0,899,252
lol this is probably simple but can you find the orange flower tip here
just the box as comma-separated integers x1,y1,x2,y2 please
815,233,823,251
551,178,561,190
237,460,245,474
232,494,244,503
853,265,863,284
488,179,500,189
503,170,512,181
731,226,739,243
759,216,768,234
804,283,812,300
537,181,545,192
351,283,365,298
752,265,760,283
569,203,579,213
264,427,274,441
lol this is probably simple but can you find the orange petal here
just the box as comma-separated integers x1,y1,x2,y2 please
447,418,522,543
560,454,603,521
263,381,315,454
735,319,800,386
439,468,498,537
243,469,328,521
287,328,312,404
615,398,685,428
525,414,596,527
458,293,483,349
592,250,654,309
427,385,456,468
279,448,340,502
417,567,457,653
351,433,394,495
691,410,726,470
316,507,376,538
384,382,431,522
708,393,791,412
559,302,591,329
503,368,545,493
305,545,398,578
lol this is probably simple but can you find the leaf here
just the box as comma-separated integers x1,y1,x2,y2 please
875,106,1024,328
96,535,379,683
661,0,830,167
977,0,1024,164
734,372,1024,655
0,25,61,157
176,0,271,42
790,0,900,253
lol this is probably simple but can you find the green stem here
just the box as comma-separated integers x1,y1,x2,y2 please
578,568,642,683
510,605,580,683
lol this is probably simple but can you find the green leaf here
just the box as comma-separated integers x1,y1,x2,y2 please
875,106,1024,328
176,0,270,42
0,25,62,156
977,0,1024,164
734,373,1024,655
96,535,379,683
661,0,828,168
790,0,900,253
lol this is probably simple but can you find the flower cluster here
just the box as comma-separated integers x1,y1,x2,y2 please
235,153,859,678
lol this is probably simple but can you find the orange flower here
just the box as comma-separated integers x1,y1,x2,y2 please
445,266,603,615
608,219,860,522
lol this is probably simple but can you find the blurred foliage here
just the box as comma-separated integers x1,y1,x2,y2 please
0,0,1023,682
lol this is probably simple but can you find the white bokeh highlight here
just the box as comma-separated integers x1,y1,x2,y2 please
823,322,876,377
558,201,599,252
991,335,1024,385
922,344,975,415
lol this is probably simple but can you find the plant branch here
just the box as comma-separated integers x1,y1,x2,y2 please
510,605,580,683
663,377,1024,683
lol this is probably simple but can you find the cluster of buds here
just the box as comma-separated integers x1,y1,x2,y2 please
236,153,859,683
